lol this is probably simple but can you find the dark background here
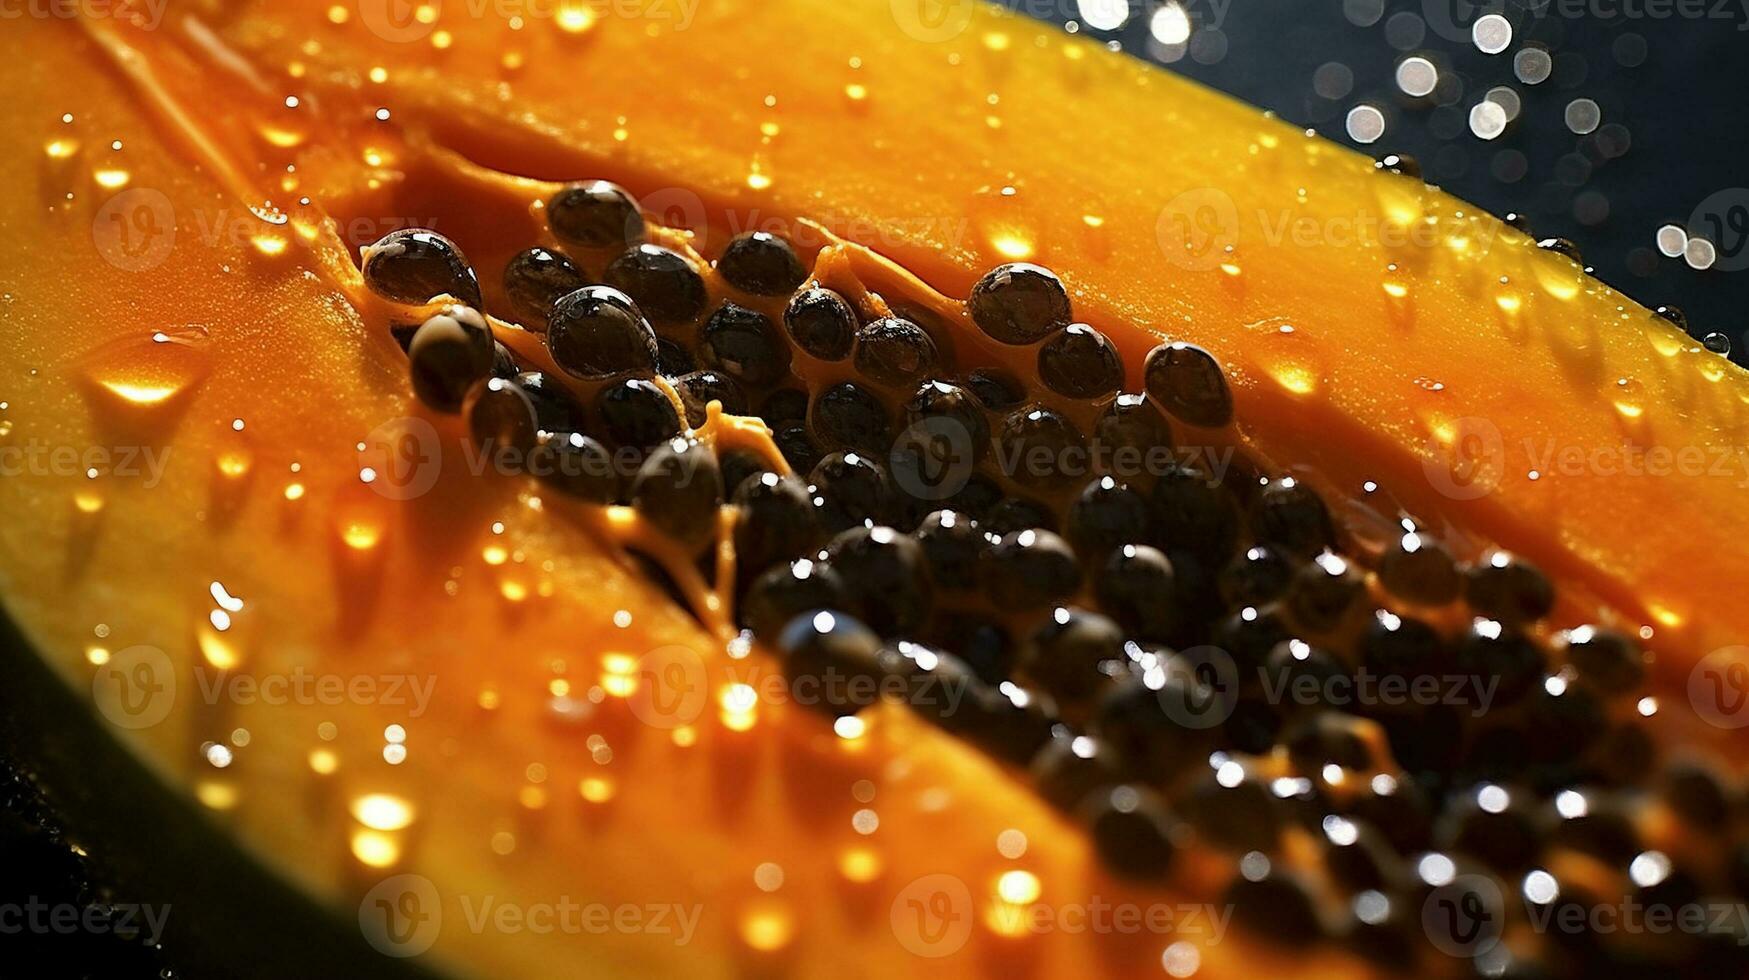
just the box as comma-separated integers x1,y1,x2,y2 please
1003,0,1749,361
6,3,1747,976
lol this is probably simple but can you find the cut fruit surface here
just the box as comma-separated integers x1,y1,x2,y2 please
180,0,1749,673
0,3,1746,979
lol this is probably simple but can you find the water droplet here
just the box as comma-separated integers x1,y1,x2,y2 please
739,901,795,953
1249,320,1323,396
215,448,253,481
1703,332,1731,356
1493,286,1523,320
1698,353,1727,383
1396,56,1437,98
555,1,597,34
1472,14,1512,55
1655,224,1688,258
351,792,417,831
972,184,1039,262
80,325,211,417
1345,104,1385,144
257,123,305,149
92,167,130,190
197,621,243,670
1532,241,1586,302
251,234,289,257
745,162,773,191
1372,174,1425,232
1564,98,1601,135
1684,238,1717,271
1644,331,1684,360
1514,46,1552,84
1469,100,1508,141
73,487,105,515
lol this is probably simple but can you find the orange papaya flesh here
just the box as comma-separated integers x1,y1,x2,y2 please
0,2,1745,979
178,0,1749,678
2,13,1380,980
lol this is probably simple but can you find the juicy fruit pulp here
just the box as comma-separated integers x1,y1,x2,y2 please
1,3,1747,980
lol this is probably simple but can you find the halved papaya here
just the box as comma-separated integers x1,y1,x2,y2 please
2,2,1746,978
